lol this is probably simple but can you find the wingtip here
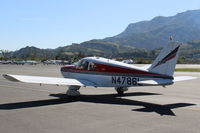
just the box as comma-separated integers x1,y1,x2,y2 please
2,74,19,82
2,74,8,79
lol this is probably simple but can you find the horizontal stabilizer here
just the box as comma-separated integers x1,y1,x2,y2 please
138,79,173,86
173,76,197,82
3,74,96,86
138,76,196,86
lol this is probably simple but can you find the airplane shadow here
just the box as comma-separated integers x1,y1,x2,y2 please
0,92,195,116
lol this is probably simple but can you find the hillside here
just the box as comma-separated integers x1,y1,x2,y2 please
12,46,56,60
179,40,200,62
58,40,145,57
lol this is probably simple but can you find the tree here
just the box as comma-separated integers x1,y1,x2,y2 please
0,50,11,60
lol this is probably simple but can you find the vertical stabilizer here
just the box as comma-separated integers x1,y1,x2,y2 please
148,41,181,77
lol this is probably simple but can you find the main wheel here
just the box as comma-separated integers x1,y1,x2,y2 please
115,87,128,95
116,87,124,95
66,85,81,96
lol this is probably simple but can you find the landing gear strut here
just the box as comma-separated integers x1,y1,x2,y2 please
66,86,80,96
115,87,128,95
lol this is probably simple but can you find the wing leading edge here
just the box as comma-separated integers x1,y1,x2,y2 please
3,74,96,87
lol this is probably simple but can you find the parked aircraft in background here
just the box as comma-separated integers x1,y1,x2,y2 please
122,59,134,64
3,41,196,96
43,60,69,65
25,60,38,65
0,60,37,65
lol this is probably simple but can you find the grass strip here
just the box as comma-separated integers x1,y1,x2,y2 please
175,68,200,72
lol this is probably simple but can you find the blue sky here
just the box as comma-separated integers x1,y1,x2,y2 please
0,0,199,50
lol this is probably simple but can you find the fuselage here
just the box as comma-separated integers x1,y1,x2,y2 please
60,57,172,87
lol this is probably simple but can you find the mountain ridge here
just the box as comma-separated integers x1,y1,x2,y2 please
103,9,200,49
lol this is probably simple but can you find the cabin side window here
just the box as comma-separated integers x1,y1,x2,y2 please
88,62,97,71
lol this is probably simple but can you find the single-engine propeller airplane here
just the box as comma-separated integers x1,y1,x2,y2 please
3,41,196,96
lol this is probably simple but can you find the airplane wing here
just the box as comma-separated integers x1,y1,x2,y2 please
3,74,96,87
138,76,196,86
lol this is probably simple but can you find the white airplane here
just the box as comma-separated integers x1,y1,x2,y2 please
3,41,196,96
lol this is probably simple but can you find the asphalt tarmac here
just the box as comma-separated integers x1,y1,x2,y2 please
0,64,200,133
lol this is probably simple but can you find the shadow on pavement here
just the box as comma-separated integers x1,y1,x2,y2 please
0,92,195,116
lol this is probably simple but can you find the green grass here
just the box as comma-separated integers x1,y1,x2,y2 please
175,68,200,72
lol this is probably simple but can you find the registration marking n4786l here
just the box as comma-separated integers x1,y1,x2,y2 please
111,76,139,86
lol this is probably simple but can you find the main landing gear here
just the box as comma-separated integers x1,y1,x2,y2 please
115,87,128,95
66,86,80,97
66,86,128,96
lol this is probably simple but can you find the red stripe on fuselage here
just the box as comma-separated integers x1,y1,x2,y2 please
61,63,171,78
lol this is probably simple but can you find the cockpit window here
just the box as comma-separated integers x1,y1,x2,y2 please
76,60,89,70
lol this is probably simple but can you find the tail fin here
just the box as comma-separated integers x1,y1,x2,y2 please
148,41,181,77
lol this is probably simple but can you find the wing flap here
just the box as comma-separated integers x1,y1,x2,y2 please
3,74,96,86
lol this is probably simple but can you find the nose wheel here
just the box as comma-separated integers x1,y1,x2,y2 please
115,87,128,95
